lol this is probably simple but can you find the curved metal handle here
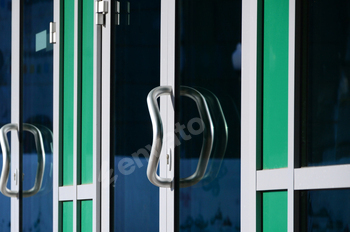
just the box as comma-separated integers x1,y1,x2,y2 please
146,86,173,188
0,123,46,198
146,86,214,188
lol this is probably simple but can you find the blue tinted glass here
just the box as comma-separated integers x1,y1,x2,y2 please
299,189,350,231
300,0,350,166
178,0,241,231
0,0,11,231
111,1,160,231
22,0,53,231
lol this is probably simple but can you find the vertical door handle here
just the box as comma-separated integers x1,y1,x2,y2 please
146,86,173,188
0,123,45,198
146,86,214,188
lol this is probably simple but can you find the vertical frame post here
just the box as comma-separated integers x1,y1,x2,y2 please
53,0,61,230
241,0,258,231
93,0,102,230
101,0,111,231
160,0,176,231
11,0,21,231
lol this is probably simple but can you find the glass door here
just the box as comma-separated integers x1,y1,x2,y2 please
104,0,162,231
101,0,242,231
294,0,350,230
0,0,54,231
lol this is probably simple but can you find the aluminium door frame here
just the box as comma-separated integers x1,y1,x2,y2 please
53,0,101,231
241,0,297,230
10,0,21,231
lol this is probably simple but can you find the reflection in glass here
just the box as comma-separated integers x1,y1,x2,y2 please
299,189,350,231
300,0,350,166
0,1,11,231
22,0,53,230
178,0,241,231
111,0,161,231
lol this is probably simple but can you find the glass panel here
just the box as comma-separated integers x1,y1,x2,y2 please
178,0,241,231
62,0,75,186
80,0,94,185
79,200,93,232
0,0,11,231
62,201,73,232
111,0,160,231
299,0,350,166
298,189,350,231
22,0,53,230
262,191,287,231
262,0,288,169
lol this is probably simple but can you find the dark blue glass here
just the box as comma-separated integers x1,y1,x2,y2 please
300,0,350,166
22,0,53,231
0,0,11,231
299,189,350,231
111,1,160,231
178,1,242,231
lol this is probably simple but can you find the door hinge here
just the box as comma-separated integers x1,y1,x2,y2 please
49,22,56,44
96,0,108,25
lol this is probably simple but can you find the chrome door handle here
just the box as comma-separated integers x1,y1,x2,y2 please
146,86,214,188
146,86,173,188
0,123,45,198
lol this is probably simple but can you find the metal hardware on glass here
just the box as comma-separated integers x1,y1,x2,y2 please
49,22,56,44
167,149,171,171
0,123,46,198
96,0,108,25
146,86,214,188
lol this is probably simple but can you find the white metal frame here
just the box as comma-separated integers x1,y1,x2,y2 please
10,0,21,231
100,0,111,231
241,0,258,229
160,0,176,231
53,0,101,231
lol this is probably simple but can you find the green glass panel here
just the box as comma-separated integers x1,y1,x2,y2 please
263,191,287,232
79,200,93,232
262,0,289,169
62,201,73,232
80,0,94,184
62,0,75,186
